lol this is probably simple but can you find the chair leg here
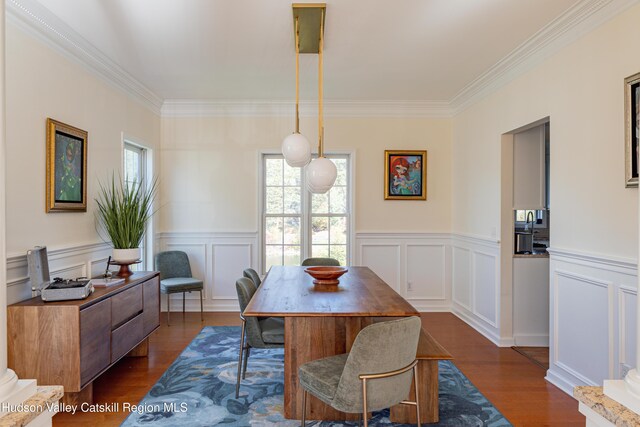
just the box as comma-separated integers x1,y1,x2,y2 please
199,290,204,321
167,294,171,326
242,346,251,379
235,319,246,399
413,364,421,427
361,378,368,427
301,389,307,426
183,292,186,315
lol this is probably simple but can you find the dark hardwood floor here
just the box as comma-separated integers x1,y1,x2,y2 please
52,312,584,426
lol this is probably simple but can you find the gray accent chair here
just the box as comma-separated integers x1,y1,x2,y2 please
155,251,203,326
301,257,341,266
299,316,422,427
235,277,284,398
242,268,262,287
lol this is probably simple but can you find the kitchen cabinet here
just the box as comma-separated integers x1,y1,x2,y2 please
513,257,549,346
513,125,546,209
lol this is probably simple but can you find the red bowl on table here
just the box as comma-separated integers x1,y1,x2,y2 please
304,266,348,287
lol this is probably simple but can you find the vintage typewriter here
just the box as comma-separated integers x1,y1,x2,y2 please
27,246,94,302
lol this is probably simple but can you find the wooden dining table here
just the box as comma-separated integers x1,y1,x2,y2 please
243,265,420,421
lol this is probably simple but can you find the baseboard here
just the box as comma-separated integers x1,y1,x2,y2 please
545,368,578,397
513,333,549,347
451,307,502,347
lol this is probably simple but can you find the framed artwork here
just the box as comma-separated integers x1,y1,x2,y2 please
46,118,88,212
625,72,640,187
384,150,427,200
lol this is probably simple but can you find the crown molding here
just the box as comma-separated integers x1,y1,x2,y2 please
161,99,453,118
450,0,640,115
7,0,163,115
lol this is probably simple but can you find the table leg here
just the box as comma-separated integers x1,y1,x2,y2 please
389,359,440,424
284,316,373,421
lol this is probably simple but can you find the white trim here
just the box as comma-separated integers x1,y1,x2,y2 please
161,99,452,118
449,0,640,114
451,232,501,246
6,0,163,114
6,241,111,267
548,247,637,275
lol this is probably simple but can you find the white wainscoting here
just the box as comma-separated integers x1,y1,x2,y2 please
354,233,451,311
546,248,637,395
156,232,258,312
450,234,503,346
6,242,113,305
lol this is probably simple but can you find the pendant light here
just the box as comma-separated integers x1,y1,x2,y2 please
304,7,337,194
281,17,311,167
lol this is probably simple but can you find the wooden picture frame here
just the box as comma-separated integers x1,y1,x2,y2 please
625,72,640,188
384,150,427,200
46,118,88,212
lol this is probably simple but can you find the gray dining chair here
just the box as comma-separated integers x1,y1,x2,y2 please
243,268,262,287
299,316,422,427
235,277,284,398
155,251,204,326
301,257,341,266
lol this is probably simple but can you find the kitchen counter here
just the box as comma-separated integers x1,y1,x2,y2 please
513,252,549,258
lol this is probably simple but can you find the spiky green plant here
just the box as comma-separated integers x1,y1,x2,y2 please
95,175,158,249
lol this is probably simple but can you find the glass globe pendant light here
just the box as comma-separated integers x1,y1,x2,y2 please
306,11,336,194
281,17,311,167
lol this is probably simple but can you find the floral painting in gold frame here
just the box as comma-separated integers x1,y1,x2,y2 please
384,150,427,200
46,118,88,212
625,72,640,188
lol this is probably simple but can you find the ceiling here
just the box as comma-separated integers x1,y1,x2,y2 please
24,0,580,102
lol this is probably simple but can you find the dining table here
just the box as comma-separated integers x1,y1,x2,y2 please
243,265,420,421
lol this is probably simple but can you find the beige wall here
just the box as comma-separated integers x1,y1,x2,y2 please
160,116,452,233
452,3,640,259
5,24,160,255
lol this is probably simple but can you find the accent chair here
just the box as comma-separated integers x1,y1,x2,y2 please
242,268,262,287
299,316,422,426
155,250,204,326
235,277,285,398
301,257,341,266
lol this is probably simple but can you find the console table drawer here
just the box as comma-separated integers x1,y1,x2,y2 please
111,284,142,328
111,314,143,363
80,298,111,386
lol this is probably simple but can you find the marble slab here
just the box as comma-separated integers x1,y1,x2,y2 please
0,386,63,427
574,386,640,427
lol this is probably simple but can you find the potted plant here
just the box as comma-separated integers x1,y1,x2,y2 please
95,174,158,263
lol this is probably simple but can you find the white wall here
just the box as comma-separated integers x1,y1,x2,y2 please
5,23,160,303
451,2,640,393
159,115,452,310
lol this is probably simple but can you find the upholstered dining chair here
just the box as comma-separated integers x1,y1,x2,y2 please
301,257,341,266
299,316,422,427
235,277,284,398
155,251,204,326
242,268,262,287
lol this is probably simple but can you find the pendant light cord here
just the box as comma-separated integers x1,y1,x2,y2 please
295,17,300,134
318,10,324,158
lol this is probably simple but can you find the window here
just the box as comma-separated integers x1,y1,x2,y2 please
514,209,547,228
123,142,149,269
262,154,351,273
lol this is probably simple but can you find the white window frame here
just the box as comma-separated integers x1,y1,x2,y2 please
258,150,356,275
122,134,154,271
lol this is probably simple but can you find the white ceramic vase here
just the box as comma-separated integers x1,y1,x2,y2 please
112,248,141,263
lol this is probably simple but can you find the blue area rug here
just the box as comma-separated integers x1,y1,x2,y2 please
121,326,511,426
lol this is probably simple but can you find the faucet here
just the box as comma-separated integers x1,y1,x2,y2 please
525,211,535,253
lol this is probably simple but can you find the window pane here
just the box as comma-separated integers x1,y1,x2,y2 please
266,187,284,214
284,217,301,244
312,244,329,258
329,245,347,266
312,217,329,244
330,217,347,244
266,158,283,186
334,158,347,186
284,245,301,266
266,245,283,270
329,186,347,214
283,162,301,186
311,192,329,214
265,217,283,244
284,187,301,214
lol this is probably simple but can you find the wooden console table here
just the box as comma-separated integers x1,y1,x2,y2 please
7,271,160,404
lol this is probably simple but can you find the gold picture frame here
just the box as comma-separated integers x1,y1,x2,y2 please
625,72,640,188
46,118,88,212
384,150,427,200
